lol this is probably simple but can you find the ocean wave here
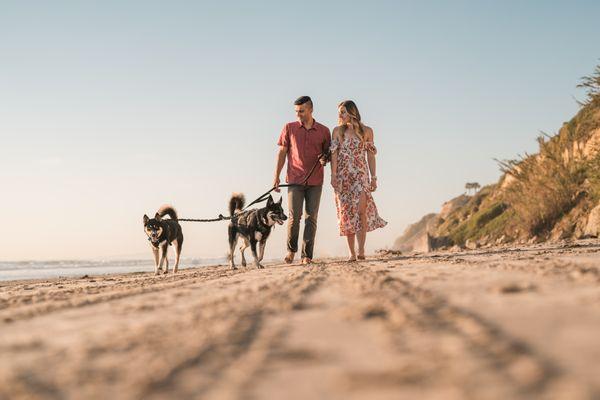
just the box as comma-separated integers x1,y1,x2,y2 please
0,258,227,271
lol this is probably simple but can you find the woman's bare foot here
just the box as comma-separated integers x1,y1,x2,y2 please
357,248,366,260
347,255,357,262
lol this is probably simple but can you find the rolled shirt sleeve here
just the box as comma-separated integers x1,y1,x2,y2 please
277,123,289,147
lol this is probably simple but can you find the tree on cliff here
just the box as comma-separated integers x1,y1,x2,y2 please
578,63,600,106
465,182,481,195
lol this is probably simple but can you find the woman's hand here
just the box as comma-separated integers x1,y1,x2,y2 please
369,177,378,192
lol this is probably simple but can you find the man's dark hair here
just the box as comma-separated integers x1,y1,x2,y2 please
294,96,313,108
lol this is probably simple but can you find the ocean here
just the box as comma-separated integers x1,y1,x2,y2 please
0,258,227,281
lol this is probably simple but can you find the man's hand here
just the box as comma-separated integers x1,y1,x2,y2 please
319,151,330,166
273,176,281,193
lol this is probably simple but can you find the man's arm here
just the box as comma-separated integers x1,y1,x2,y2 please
274,123,290,192
273,145,287,192
320,126,332,165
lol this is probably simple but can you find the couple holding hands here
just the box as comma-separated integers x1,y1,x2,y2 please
273,96,387,264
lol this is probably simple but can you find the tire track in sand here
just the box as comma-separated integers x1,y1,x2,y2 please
0,264,327,400
334,262,581,399
0,266,251,323
140,264,328,400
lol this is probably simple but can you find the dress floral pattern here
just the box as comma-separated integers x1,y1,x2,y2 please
331,134,387,236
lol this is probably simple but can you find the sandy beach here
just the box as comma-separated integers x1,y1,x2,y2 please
1,242,600,400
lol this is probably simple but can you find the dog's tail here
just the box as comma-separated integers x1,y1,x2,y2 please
157,205,178,221
229,193,245,216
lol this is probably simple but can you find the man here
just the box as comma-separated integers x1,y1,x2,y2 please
273,96,331,265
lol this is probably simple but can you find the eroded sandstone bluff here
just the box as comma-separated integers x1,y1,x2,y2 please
395,74,600,253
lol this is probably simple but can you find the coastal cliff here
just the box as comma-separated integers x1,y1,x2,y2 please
395,64,600,252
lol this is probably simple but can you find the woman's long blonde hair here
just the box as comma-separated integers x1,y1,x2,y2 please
338,100,365,143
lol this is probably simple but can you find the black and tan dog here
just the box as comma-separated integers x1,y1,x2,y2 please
143,205,183,275
228,193,287,269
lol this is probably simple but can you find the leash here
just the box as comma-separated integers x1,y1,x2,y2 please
177,152,328,223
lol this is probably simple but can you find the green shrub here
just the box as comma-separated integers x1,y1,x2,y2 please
448,202,508,244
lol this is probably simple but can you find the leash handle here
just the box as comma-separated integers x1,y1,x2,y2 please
244,153,324,210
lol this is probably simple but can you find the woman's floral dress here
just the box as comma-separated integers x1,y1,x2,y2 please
331,134,387,236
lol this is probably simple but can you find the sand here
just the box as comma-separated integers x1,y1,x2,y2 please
1,241,600,399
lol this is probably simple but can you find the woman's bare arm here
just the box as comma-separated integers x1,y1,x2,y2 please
331,127,339,187
365,127,377,191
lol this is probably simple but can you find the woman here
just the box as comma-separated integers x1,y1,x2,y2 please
330,100,387,261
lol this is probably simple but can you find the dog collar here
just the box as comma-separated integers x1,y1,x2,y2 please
148,231,166,247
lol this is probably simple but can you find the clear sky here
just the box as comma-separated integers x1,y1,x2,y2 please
1,1,599,261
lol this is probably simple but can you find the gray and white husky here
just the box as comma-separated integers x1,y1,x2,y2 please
228,193,287,269
143,205,183,275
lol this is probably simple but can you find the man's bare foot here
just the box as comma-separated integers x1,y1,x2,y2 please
284,252,295,264
301,257,312,265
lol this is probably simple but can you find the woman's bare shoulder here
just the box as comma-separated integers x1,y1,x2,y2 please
363,125,374,139
332,126,341,138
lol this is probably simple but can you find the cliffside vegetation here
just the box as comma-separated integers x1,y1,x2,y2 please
395,63,600,250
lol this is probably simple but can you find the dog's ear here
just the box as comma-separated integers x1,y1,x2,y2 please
143,214,149,225
267,195,274,206
155,212,162,221
277,196,282,205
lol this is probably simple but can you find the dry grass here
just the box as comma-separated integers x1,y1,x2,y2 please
497,135,588,236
